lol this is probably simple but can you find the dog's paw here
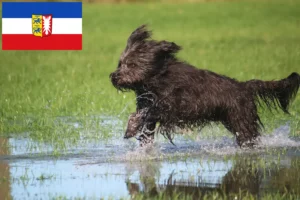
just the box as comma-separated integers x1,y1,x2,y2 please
240,137,261,149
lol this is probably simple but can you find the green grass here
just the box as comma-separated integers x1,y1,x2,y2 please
0,0,300,149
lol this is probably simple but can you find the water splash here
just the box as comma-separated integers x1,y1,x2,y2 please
259,124,300,147
119,124,300,161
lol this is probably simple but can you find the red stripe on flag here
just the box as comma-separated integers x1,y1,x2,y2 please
2,34,82,50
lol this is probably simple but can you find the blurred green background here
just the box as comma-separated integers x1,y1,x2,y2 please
0,0,299,148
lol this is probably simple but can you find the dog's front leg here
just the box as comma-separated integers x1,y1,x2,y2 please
123,111,156,147
124,112,141,139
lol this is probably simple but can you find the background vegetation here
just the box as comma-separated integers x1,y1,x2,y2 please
0,0,300,149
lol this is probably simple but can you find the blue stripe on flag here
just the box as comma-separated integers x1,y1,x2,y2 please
2,2,82,18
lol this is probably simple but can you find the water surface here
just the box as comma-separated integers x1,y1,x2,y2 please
1,123,300,199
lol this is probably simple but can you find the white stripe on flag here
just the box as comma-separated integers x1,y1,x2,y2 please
2,18,82,34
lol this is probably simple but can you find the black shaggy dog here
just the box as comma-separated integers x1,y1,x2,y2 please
110,25,300,148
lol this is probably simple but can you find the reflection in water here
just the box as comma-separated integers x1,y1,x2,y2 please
124,159,231,199
124,154,300,199
125,160,224,199
269,158,300,194
125,161,160,198
222,156,262,196
0,138,11,200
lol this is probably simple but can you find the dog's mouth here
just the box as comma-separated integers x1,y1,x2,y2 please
110,72,134,92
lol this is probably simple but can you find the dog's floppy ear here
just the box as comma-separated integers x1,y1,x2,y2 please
127,24,152,48
152,41,182,74
158,40,181,55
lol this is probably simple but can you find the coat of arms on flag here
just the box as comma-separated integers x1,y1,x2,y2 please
32,14,52,37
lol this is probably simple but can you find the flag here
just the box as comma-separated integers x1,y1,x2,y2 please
2,2,82,50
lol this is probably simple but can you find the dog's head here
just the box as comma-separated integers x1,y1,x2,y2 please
110,24,181,91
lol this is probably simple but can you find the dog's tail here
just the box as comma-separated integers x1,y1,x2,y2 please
244,72,300,113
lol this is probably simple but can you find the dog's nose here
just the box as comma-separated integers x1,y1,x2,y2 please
109,72,115,80
123,135,129,139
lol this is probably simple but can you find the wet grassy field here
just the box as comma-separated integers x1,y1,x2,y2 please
1,0,300,199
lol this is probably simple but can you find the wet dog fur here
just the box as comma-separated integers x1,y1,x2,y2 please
110,25,300,148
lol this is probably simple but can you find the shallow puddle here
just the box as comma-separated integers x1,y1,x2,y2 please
1,124,300,199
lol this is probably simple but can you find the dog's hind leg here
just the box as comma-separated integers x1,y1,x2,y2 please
223,105,261,148
223,117,260,148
